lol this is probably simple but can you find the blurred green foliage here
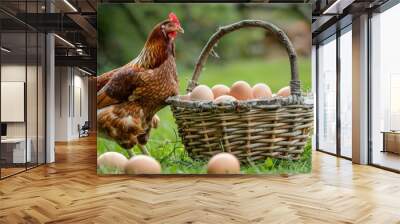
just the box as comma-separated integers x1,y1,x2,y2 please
98,3,310,73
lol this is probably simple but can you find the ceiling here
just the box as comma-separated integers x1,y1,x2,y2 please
1,0,394,72
0,0,97,74
311,0,391,43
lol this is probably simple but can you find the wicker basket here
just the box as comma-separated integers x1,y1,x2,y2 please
167,20,313,163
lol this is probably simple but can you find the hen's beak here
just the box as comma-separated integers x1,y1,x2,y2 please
176,26,184,34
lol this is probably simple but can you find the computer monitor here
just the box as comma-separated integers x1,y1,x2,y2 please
1,123,7,137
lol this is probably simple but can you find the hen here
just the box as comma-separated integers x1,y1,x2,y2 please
97,13,183,157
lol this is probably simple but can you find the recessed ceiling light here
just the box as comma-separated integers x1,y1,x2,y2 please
54,34,75,48
78,67,93,76
1,47,11,53
63,0,78,12
323,0,354,15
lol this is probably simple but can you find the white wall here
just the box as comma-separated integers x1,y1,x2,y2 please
0,65,42,138
1,65,25,133
54,67,89,141
1,65,26,139
55,67,69,141
1,63,46,164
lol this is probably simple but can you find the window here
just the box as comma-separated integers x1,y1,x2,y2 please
370,3,400,171
339,27,352,158
317,35,337,154
316,24,353,159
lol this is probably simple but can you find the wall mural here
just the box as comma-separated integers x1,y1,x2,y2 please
97,3,313,175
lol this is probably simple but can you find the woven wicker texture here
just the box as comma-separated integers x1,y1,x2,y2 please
167,20,314,162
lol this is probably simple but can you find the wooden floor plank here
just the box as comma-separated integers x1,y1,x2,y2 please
0,136,399,223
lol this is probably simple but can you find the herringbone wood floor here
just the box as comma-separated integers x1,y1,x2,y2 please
1,136,400,224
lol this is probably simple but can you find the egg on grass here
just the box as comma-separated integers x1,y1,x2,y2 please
124,155,162,174
97,152,128,171
229,81,253,100
211,84,230,99
190,85,214,101
179,94,190,101
252,83,272,99
214,95,236,104
277,86,291,97
207,153,241,174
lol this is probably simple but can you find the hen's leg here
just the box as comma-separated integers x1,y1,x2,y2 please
138,144,150,155
125,148,135,158
137,128,151,155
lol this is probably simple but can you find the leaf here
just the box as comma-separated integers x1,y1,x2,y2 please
264,158,274,169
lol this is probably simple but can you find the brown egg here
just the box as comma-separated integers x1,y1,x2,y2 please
97,152,128,170
211,84,230,99
277,86,291,97
252,83,272,99
190,85,214,101
180,94,190,101
214,95,236,104
207,153,241,174
124,155,161,174
229,81,253,100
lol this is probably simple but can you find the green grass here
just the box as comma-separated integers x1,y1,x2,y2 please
97,57,312,174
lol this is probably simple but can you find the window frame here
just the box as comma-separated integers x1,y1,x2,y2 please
314,19,353,161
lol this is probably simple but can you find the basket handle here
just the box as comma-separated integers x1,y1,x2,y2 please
187,20,301,96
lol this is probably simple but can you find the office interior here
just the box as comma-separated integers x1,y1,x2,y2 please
0,0,97,179
1,0,399,176
313,0,400,172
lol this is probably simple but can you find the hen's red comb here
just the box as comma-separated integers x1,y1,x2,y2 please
169,12,180,26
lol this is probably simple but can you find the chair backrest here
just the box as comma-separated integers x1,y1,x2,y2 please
82,121,90,129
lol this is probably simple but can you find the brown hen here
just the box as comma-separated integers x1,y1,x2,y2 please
97,13,183,157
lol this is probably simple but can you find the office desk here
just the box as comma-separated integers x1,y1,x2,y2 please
1,138,31,164
382,131,400,155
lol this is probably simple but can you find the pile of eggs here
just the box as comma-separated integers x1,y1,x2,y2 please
182,81,291,103
98,152,161,174
98,152,242,174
